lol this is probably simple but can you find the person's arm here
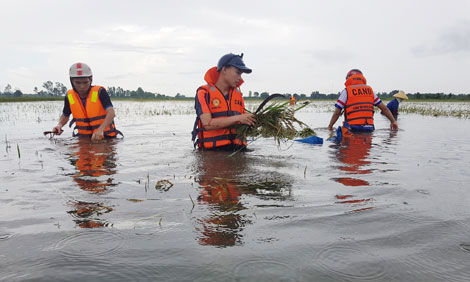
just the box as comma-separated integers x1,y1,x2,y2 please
327,107,342,130
377,103,398,130
328,89,347,130
200,112,255,130
53,96,71,134
53,114,69,135
195,88,255,130
92,107,115,140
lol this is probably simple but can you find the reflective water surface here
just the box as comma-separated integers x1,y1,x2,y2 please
1,100,470,281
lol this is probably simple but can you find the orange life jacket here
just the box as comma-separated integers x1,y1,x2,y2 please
192,67,247,149
344,74,375,126
67,86,119,138
290,96,295,106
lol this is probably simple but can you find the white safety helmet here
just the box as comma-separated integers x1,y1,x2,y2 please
69,62,92,78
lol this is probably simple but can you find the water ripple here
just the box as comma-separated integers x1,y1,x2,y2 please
403,252,470,281
233,259,299,282
52,229,127,259
1,256,164,282
0,233,14,240
314,242,388,281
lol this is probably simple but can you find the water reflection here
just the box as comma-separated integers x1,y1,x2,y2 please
330,133,374,213
331,133,372,187
193,151,293,247
66,139,118,228
193,152,251,247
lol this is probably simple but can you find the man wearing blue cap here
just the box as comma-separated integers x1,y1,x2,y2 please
192,53,255,151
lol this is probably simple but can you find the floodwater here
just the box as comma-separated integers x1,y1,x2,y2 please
1,100,470,281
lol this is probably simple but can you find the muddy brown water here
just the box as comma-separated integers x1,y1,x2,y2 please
1,100,470,281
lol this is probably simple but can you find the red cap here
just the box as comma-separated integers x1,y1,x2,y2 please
346,69,362,80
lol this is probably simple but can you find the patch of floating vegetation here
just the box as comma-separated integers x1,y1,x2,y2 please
399,102,470,119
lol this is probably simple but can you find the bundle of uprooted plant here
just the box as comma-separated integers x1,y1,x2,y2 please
235,101,315,145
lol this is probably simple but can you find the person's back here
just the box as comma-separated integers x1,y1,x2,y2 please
328,69,398,132
343,71,376,132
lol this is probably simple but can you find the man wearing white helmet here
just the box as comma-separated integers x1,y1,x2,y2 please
52,63,121,140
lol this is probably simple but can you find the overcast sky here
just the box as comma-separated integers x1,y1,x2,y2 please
1,0,469,96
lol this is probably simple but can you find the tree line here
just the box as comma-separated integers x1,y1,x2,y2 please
246,90,470,100
1,82,470,100
0,82,179,99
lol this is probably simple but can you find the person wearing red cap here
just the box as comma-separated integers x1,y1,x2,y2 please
51,63,121,140
192,53,255,151
327,69,398,132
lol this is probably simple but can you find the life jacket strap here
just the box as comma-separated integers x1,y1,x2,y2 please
198,134,238,144
346,109,375,116
211,111,241,118
344,102,374,109
345,116,374,123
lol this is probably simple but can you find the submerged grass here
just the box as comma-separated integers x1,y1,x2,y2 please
399,104,470,119
235,101,315,145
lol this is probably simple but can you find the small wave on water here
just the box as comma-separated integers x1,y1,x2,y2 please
0,232,14,241
314,242,390,281
233,259,299,282
1,256,167,282
51,229,128,259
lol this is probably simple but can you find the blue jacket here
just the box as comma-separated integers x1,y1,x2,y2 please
386,98,399,117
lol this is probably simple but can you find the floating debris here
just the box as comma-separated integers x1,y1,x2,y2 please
127,199,145,202
155,179,174,191
296,127,316,138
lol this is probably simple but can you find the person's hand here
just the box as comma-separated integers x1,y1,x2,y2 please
91,129,104,141
52,125,64,135
238,113,256,126
327,125,334,131
390,121,398,131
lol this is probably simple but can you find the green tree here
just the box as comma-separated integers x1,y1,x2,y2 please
4,84,12,95
42,81,54,95
53,82,67,96
260,92,269,99
136,87,145,97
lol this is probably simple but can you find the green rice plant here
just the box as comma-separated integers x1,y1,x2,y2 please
296,127,316,138
189,194,195,208
399,102,470,119
235,101,315,145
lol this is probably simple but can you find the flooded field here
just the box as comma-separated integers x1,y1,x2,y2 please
1,100,470,281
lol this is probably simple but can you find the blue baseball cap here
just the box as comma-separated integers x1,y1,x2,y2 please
217,53,252,73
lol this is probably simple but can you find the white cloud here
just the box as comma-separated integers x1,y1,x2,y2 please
412,21,470,57
1,0,470,94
